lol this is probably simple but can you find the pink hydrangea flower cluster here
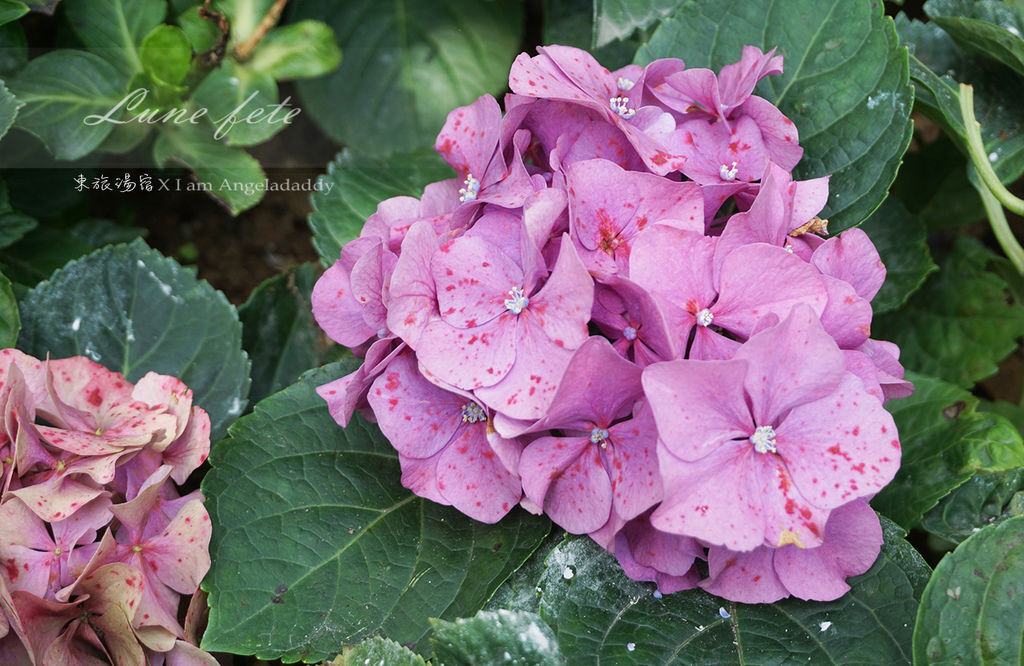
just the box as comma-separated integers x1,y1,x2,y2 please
313,45,912,604
0,349,217,665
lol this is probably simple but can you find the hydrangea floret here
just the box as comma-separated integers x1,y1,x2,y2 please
0,349,217,665
313,44,912,604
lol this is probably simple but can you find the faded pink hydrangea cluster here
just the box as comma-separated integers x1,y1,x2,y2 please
0,349,217,665
313,45,912,603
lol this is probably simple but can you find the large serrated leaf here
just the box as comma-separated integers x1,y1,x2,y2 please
16,238,250,440
872,373,1024,529
873,236,1024,387
921,468,1024,545
484,527,925,665
63,0,166,78
238,263,323,408
292,0,524,156
858,198,937,314
635,0,914,233
926,0,1024,78
430,609,564,666
898,15,1024,185
335,637,426,666
309,148,453,265
0,269,17,347
9,50,127,160
200,362,551,663
913,516,1024,664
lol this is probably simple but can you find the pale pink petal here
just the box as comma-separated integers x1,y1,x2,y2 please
812,228,886,302
436,426,521,523
701,545,788,603
474,327,572,420
417,314,519,390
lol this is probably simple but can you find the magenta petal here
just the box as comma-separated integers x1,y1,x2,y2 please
546,440,613,534
519,435,589,518
812,228,886,302
474,329,572,420
528,235,593,348
755,458,830,549
713,243,827,339
367,351,465,459
642,359,751,462
817,275,873,349
418,314,518,390
734,303,845,426
529,336,642,432
397,452,449,506
606,404,662,521
739,96,802,169
773,498,882,601
386,221,441,349
777,372,901,509
434,94,501,177
652,441,764,550
436,427,520,523
701,545,788,603
718,46,783,112
144,499,211,594
433,235,524,329
311,255,377,347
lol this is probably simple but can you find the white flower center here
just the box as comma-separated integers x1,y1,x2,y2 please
460,402,487,423
617,77,635,91
504,286,530,314
622,326,638,341
696,309,714,327
719,161,739,181
609,96,636,120
377,328,389,339
750,425,777,454
459,174,481,202
590,427,610,447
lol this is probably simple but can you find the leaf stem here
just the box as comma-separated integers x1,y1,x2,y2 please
978,183,1024,274
959,83,1024,274
958,83,1024,216
233,0,290,62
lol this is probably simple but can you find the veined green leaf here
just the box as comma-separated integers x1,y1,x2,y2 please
64,0,166,78
248,20,341,80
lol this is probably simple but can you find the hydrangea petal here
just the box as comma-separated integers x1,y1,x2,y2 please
436,426,521,523
701,545,788,603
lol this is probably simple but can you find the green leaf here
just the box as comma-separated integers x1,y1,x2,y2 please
293,0,524,156
0,225,93,287
913,516,1024,664
9,50,127,160
872,373,1024,528
926,0,1024,78
541,0,641,71
248,20,341,80
635,0,914,233
190,59,283,147
139,24,192,87
921,468,1024,545
0,213,36,249
858,198,936,314
17,238,250,440
21,0,58,13
593,0,677,47
64,0,166,78
200,362,551,663
0,22,27,74
66,218,147,248
238,263,323,408
879,515,933,600
0,269,17,348
0,1,28,27
889,132,985,231
488,530,924,665
176,4,220,53
335,637,427,666
213,0,273,47
309,147,453,264
0,78,21,141
898,15,1024,184
873,236,1024,387
153,119,266,214
430,610,564,666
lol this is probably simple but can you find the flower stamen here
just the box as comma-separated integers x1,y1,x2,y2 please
504,286,530,314
590,427,610,448
610,96,636,120
460,402,487,424
719,161,739,181
696,309,714,327
750,425,777,454
459,174,481,202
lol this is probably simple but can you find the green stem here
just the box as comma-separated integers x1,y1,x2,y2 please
959,83,1024,216
978,184,1024,274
